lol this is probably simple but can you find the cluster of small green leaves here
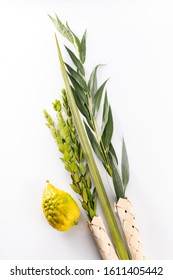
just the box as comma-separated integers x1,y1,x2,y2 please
50,15,130,201
43,89,96,221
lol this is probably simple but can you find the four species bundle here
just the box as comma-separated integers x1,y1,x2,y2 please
43,15,145,260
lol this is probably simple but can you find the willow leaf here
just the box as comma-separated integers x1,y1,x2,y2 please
67,74,87,103
66,22,81,51
109,142,118,165
93,79,108,117
84,122,104,163
68,73,87,104
80,30,86,64
65,46,85,76
72,89,90,120
102,106,113,148
65,63,87,92
109,153,125,200
88,65,100,97
121,138,129,190
102,90,109,131
49,15,74,44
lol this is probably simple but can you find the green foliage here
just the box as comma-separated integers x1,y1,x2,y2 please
102,106,113,148
109,153,124,200
93,79,108,117
80,30,86,64
49,14,74,44
102,91,109,131
121,138,129,190
65,46,85,76
44,89,97,221
88,65,100,97
53,17,130,200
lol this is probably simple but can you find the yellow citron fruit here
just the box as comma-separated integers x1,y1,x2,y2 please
42,181,80,231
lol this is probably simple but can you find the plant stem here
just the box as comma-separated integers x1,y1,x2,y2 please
54,34,129,260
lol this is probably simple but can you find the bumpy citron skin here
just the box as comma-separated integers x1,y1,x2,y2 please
42,181,80,231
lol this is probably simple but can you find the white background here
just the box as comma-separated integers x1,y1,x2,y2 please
0,0,173,260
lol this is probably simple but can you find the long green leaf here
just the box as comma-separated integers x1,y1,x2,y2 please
68,74,87,104
49,15,74,44
84,122,104,164
121,138,129,190
80,30,86,64
93,79,108,117
66,22,81,51
65,63,88,92
109,142,118,165
54,34,129,260
88,64,99,96
72,89,90,119
65,46,85,76
109,153,125,200
102,106,113,148
102,90,109,131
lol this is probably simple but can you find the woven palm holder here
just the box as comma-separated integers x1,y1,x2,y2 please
88,216,119,260
114,198,145,260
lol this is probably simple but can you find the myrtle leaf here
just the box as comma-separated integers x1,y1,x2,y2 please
87,174,91,188
70,184,80,194
121,138,129,190
65,46,85,76
102,91,109,131
102,106,113,148
79,162,87,176
80,30,86,64
49,15,74,44
82,188,88,203
109,153,124,200
93,79,108,117
65,63,87,92
84,122,104,163
88,204,95,219
81,201,88,211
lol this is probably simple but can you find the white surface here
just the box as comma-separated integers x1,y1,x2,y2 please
0,0,173,260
